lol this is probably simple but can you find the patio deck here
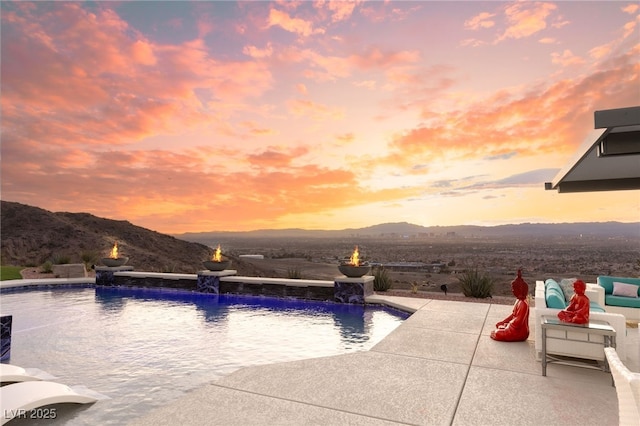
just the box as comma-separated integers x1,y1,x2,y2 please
132,295,639,425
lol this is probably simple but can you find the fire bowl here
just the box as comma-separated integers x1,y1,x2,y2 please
203,260,231,271
101,257,129,267
338,264,371,278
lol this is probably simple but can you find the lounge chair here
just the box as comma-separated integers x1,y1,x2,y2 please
0,381,107,425
605,347,640,425
0,364,57,383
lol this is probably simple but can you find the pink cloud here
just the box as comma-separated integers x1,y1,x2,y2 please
349,47,420,70
1,2,274,150
243,42,274,58
266,7,319,37
464,12,496,30
286,99,345,120
247,146,309,168
622,4,639,14
323,0,358,23
551,49,586,67
497,2,557,42
386,47,637,168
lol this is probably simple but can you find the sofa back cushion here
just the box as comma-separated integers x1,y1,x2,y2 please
545,279,566,309
598,276,640,296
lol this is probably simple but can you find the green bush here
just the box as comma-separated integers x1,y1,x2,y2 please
41,261,53,273
373,266,393,292
458,268,494,298
51,254,71,265
80,250,99,269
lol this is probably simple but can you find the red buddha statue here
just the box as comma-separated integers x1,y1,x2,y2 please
491,269,529,342
557,279,589,324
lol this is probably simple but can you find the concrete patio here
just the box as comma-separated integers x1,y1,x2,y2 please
132,295,639,425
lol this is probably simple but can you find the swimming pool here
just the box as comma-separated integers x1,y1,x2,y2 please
1,286,408,425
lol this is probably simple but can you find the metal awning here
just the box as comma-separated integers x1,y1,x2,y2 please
545,106,640,193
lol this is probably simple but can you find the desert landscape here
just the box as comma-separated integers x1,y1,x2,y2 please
206,234,639,299
3,201,638,301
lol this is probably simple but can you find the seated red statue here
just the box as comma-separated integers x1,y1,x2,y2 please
491,270,529,342
557,280,590,324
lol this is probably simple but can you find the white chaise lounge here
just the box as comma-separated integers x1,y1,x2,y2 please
605,347,640,425
0,364,57,383
0,381,107,425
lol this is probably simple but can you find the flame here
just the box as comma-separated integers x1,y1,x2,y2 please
212,244,222,262
349,246,360,266
109,242,119,259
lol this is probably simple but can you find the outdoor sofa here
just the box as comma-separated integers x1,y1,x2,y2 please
534,279,627,361
589,276,640,322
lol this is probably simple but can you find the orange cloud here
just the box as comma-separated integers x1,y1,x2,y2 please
349,47,420,69
295,83,308,95
243,43,274,58
497,2,557,42
266,8,320,37
324,1,358,23
464,12,496,30
247,146,309,168
551,49,585,67
386,48,637,168
622,4,639,14
287,99,345,120
1,2,274,151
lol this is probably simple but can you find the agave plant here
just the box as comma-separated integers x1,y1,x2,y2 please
458,268,494,298
373,266,393,292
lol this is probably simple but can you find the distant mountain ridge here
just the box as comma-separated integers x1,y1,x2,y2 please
177,220,639,243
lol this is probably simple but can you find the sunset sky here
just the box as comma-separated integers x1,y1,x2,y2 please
1,1,638,234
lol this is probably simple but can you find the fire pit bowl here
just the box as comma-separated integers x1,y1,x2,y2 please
101,257,129,267
203,260,231,271
338,264,371,278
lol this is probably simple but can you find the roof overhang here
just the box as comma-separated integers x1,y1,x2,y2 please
545,106,640,193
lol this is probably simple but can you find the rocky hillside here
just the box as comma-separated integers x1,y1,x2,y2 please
0,201,221,273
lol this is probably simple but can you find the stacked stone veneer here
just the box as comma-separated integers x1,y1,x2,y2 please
334,276,375,304
1,315,12,361
95,267,373,304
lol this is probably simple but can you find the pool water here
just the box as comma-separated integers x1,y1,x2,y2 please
1,286,408,425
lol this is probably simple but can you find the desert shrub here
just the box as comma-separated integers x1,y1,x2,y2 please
80,250,99,269
161,264,177,273
41,261,53,273
51,254,71,265
373,266,393,292
287,268,302,279
458,268,494,298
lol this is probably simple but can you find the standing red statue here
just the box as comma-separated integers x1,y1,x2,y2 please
557,279,590,324
491,269,530,342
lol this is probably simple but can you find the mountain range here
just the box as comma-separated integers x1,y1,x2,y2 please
176,220,639,243
1,200,638,272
